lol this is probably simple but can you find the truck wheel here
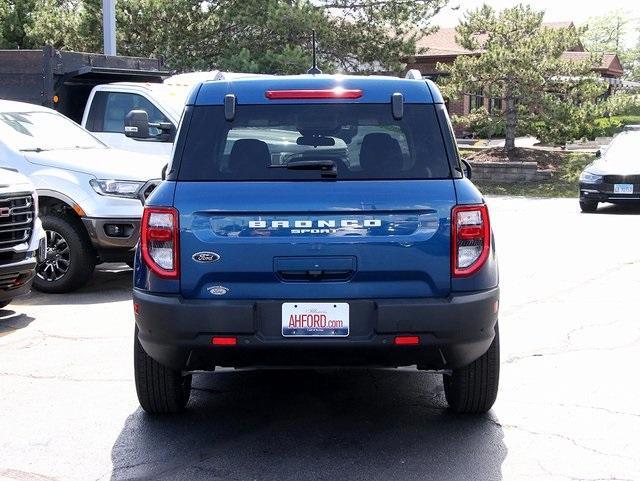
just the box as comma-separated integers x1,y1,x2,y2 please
134,327,191,414
33,215,96,293
443,323,500,414
579,199,598,213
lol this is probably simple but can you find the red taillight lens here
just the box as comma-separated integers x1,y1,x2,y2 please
452,204,490,277
265,88,363,100
394,335,420,345
212,336,237,346
141,207,179,279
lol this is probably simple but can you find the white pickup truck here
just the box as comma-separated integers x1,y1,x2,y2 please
0,99,165,293
0,168,46,308
79,71,262,156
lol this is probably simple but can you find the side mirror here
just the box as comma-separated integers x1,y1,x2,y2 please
161,164,168,180
124,110,150,139
595,149,601,158
461,159,473,179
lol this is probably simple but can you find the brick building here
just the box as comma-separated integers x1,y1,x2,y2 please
404,22,625,117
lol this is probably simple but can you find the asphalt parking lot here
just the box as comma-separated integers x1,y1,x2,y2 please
1,197,639,481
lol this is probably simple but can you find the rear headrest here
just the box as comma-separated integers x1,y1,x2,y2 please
228,139,271,176
359,133,403,176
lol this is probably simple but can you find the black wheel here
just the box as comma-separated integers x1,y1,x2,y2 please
579,199,598,213
443,323,500,414
34,215,96,293
0,300,10,309
134,327,191,414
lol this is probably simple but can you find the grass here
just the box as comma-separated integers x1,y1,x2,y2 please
460,149,595,198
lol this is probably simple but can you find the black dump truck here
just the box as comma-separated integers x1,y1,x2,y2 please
0,45,171,123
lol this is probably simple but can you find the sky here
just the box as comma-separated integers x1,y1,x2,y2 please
433,0,640,46
435,0,640,26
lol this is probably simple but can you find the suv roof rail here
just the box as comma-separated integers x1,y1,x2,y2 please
405,69,423,80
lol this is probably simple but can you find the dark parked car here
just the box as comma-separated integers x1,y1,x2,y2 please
579,131,640,212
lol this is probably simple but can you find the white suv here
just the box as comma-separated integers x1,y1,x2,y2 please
0,99,165,293
0,168,45,308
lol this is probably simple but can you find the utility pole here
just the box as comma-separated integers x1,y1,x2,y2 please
103,0,116,56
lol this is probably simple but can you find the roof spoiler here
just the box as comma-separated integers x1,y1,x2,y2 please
405,70,423,80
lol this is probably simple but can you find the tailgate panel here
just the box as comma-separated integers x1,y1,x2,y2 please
176,180,455,299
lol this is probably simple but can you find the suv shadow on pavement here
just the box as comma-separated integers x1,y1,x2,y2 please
13,264,133,307
110,369,506,481
0,309,35,336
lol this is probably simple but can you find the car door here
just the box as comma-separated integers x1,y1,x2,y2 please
84,90,174,156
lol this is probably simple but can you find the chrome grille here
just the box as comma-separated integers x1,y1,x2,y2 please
0,193,34,250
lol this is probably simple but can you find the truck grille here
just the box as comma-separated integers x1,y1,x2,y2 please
0,193,35,250
0,271,20,289
603,175,640,184
0,270,32,291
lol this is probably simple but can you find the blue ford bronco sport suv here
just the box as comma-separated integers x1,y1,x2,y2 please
132,73,500,414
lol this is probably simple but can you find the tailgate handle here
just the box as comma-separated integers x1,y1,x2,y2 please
274,257,356,282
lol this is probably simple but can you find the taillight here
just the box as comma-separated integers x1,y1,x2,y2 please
141,207,179,279
265,88,363,100
452,204,490,277
394,336,420,345
212,336,237,346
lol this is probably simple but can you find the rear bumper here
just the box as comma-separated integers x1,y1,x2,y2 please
0,257,37,303
133,287,499,371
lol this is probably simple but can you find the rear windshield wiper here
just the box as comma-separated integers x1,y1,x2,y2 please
284,159,337,179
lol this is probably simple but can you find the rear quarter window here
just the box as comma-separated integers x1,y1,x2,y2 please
176,103,451,181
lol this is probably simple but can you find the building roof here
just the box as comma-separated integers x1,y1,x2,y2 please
410,21,623,78
415,28,477,56
415,22,579,57
559,52,624,76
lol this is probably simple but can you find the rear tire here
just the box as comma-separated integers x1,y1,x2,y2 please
33,215,96,293
134,327,191,414
579,199,598,213
443,323,500,414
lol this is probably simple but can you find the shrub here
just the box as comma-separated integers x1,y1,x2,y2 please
586,115,640,139
451,109,506,138
588,117,624,138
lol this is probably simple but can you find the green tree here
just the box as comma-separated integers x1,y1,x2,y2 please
26,0,84,50
581,10,640,80
439,4,607,150
582,10,629,54
0,0,37,48
4,0,447,74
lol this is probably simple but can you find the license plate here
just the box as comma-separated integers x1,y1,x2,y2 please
614,184,633,194
282,303,349,337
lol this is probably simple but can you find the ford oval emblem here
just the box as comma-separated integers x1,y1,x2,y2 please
192,251,220,263
208,286,229,296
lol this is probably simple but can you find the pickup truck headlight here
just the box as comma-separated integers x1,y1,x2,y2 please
579,171,603,184
90,179,145,198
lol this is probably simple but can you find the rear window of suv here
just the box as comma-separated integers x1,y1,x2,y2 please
177,103,451,181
